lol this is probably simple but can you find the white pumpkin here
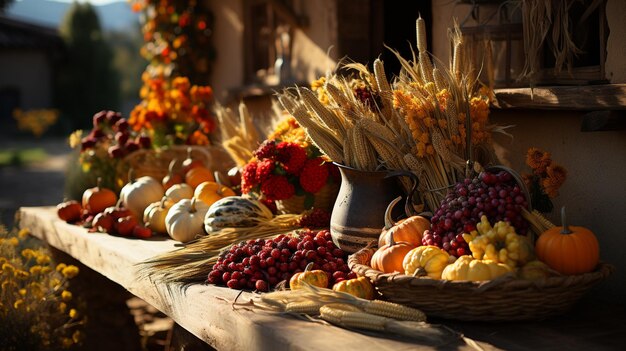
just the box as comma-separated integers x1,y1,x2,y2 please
143,197,173,234
165,183,194,203
165,197,210,242
120,171,165,219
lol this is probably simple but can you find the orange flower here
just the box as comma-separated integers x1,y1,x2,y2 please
525,147,552,174
188,130,210,146
542,164,567,198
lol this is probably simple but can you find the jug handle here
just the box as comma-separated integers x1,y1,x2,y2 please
384,170,419,217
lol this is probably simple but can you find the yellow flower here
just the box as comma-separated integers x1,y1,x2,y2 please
14,269,29,280
61,265,79,279
68,130,83,148
2,280,17,291
61,337,74,348
13,299,24,309
41,266,52,275
58,302,67,313
8,237,19,246
19,288,27,296
36,254,51,265
18,228,30,238
56,263,67,272
69,308,78,319
61,290,73,301
2,262,15,274
22,248,36,259
29,265,42,275
72,330,83,344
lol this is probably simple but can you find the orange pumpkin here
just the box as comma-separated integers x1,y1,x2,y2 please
82,177,118,215
185,166,215,189
290,263,329,290
194,181,236,207
370,232,416,273
182,147,204,174
378,196,430,247
535,207,599,275
162,159,183,191
332,276,375,299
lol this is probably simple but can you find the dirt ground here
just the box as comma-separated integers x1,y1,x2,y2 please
0,137,175,351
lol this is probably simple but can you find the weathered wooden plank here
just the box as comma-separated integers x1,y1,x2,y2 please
494,84,626,110
19,207,484,351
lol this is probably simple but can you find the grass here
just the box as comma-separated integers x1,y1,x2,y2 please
0,148,48,167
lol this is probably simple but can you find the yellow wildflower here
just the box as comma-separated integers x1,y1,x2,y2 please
29,265,42,275
416,142,426,158
56,263,67,272
14,299,24,309
2,262,15,274
14,269,29,280
36,254,51,265
18,228,30,238
69,308,78,319
61,338,74,348
2,280,17,291
41,266,52,274
58,302,67,313
22,248,36,259
72,330,83,344
61,265,79,279
19,288,27,296
68,130,83,148
8,237,19,246
61,290,73,301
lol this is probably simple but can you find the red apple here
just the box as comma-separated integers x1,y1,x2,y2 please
92,213,114,233
116,216,138,237
57,200,82,223
133,225,153,239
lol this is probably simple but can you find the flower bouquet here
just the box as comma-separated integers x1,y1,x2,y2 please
241,116,340,214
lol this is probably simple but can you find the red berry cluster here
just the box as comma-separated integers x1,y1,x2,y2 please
81,110,151,159
207,229,355,291
298,208,331,228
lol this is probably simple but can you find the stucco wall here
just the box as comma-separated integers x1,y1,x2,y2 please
0,49,53,109
209,0,245,100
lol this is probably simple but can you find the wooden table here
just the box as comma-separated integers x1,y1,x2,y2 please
19,207,626,351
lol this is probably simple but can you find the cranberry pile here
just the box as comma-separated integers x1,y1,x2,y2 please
422,170,529,257
207,229,355,292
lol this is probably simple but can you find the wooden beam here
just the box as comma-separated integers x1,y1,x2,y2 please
494,84,626,110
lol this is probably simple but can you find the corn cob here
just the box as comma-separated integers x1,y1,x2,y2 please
320,304,389,331
416,16,434,83
285,300,325,315
366,133,406,170
357,118,396,144
352,124,378,171
433,67,447,92
373,59,392,95
343,127,355,168
299,88,346,136
325,83,351,110
361,299,426,322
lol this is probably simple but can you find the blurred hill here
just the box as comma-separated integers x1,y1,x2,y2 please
7,0,139,32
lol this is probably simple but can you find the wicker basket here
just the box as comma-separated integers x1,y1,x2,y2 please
275,181,340,214
118,145,213,183
349,246,614,321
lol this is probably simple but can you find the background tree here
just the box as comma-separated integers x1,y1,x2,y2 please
55,2,120,130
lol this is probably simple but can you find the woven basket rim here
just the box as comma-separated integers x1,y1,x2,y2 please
348,245,614,293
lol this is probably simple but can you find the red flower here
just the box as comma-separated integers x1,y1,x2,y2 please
254,140,276,160
261,175,295,200
241,161,258,193
299,157,329,194
256,159,275,183
276,142,307,175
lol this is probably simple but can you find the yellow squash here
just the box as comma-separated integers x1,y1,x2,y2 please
402,245,450,279
441,255,512,282
332,276,375,300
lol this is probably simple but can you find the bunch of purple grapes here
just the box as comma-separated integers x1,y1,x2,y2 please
207,229,354,292
422,170,529,257
81,110,151,159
